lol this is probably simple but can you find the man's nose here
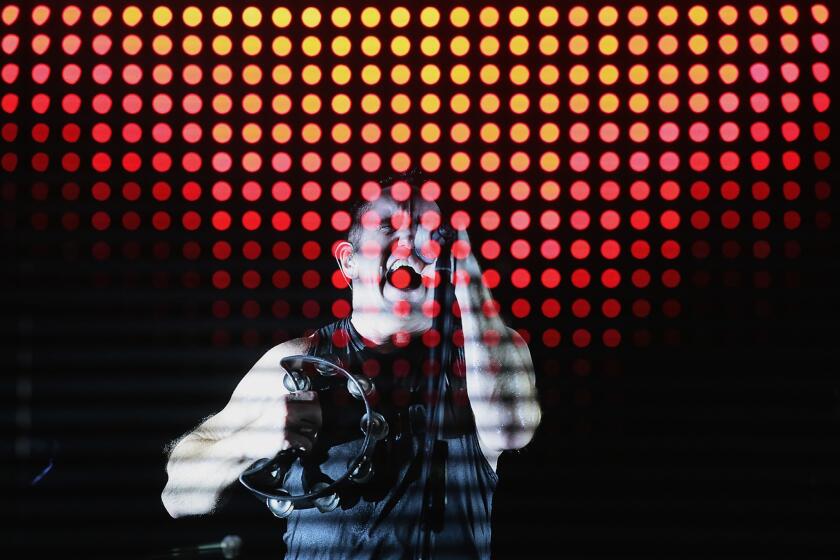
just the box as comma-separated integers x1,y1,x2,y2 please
392,228,415,259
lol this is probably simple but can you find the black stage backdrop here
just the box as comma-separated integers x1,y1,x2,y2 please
6,2,839,559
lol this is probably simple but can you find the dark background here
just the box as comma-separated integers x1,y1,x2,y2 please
7,2,839,558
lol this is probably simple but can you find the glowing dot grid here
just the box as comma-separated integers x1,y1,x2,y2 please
1,3,832,352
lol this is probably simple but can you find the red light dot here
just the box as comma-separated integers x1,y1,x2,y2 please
510,239,531,259
571,269,590,288
510,269,531,288
541,269,561,288
542,329,561,348
541,299,561,318
572,329,591,348
482,269,500,289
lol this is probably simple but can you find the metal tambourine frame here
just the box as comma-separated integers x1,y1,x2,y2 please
238,354,388,518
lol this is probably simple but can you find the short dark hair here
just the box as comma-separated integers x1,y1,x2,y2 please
346,168,435,250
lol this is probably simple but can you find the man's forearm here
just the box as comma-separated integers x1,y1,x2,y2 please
458,283,541,450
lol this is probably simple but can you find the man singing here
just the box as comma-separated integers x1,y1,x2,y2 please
161,173,541,559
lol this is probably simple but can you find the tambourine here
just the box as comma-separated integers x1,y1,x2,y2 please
238,355,388,518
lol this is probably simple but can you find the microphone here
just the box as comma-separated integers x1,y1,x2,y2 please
148,535,242,559
413,224,455,265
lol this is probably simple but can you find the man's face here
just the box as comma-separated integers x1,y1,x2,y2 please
351,194,443,316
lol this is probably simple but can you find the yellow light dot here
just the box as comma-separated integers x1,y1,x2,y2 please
421,123,441,143
659,6,678,25
599,94,619,113
243,7,262,27
569,35,589,55
92,6,112,26
450,93,470,114
451,152,470,172
153,6,173,26
509,65,529,85
628,6,648,26
480,36,499,56
480,94,500,114
479,7,499,27
510,93,530,114
272,94,292,115
658,35,678,55
391,36,411,56
331,36,351,56
748,6,768,25
213,65,233,85
509,35,529,55
301,64,322,85
123,6,143,26
242,123,262,144
213,35,232,55
718,34,738,54
361,36,381,56
332,94,351,114
213,123,232,142
361,64,381,85
719,6,739,25
421,64,441,84
812,5,828,24
301,123,321,144
361,93,381,114
628,93,649,113
301,93,322,114
658,64,679,85
540,123,560,143
451,64,471,85
182,35,202,55
509,6,529,27
599,64,619,85
688,6,708,25
569,65,589,85
421,94,441,114
599,6,619,26
539,65,559,85
719,63,738,84
391,93,411,114
480,123,500,142
599,35,619,55
392,123,412,144
628,35,648,55
510,123,529,142
450,7,470,27
273,36,292,56
539,7,559,26
302,7,321,27
628,64,649,84
540,93,560,114
153,35,173,55
539,35,559,55
361,7,381,27
243,64,262,85
273,123,291,143
332,123,351,143
272,64,292,85
390,64,410,85
421,7,440,27
688,64,709,84
332,7,351,27
242,93,263,114
451,36,470,56
421,36,441,56
451,123,471,142
242,35,262,56
272,8,292,28
391,7,410,27
569,93,589,114
569,7,589,27
658,93,679,113
688,35,708,54
302,36,322,56
182,7,202,27
750,35,768,54
213,94,233,113
211,7,231,27
688,93,709,113
332,64,352,85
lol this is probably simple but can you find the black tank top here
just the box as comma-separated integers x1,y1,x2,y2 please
282,317,497,560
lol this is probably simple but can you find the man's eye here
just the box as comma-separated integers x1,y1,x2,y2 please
379,224,394,232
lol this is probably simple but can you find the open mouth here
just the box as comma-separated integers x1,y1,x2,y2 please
383,261,424,291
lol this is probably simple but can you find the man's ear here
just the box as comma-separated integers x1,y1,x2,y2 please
334,240,356,289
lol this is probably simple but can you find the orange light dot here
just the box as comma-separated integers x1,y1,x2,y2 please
301,64,322,85
570,93,590,114
332,123,351,143
569,6,589,27
539,65,560,85
480,123,500,143
628,93,649,113
152,6,172,26
421,123,441,143
272,7,291,28
569,65,589,85
658,5,679,25
540,94,560,114
301,7,322,28
479,7,499,27
480,64,500,85
598,6,619,26
628,34,648,55
450,7,470,27
272,123,291,143
719,6,739,25
272,94,291,115
628,6,648,26
450,123,470,143
510,123,530,143
450,93,470,114
272,64,292,85
539,7,559,26
213,123,233,143
568,35,589,55
509,6,529,27
420,93,440,114
361,7,380,27
539,35,559,55
391,93,411,114
242,7,262,27
599,35,619,55
420,7,440,27
421,36,441,56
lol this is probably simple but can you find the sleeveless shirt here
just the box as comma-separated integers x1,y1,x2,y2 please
282,317,497,560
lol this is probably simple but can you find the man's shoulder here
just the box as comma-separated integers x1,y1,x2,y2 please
257,335,315,365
